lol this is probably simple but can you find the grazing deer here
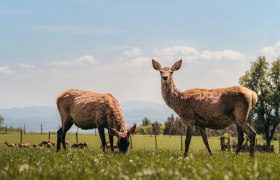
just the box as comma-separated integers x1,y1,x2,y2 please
5,141,15,147
71,142,88,149
56,89,136,153
152,59,258,156
39,140,55,147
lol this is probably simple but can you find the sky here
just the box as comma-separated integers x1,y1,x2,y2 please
0,0,280,108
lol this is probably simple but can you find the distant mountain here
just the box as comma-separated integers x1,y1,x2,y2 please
122,101,175,123
0,101,175,132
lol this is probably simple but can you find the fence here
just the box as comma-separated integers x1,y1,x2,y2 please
1,125,280,153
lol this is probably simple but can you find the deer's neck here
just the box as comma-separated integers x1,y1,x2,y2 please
113,113,126,132
161,77,182,110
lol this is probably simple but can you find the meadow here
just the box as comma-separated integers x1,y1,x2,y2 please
1,133,280,179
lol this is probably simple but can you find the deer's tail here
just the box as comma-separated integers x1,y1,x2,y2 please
250,91,258,110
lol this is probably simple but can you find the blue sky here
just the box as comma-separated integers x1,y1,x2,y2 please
0,1,280,108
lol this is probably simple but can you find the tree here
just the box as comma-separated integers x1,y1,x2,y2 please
0,115,4,129
151,121,162,135
142,117,151,126
163,114,185,135
240,57,280,149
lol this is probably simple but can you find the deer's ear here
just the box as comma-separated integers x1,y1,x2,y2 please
171,59,182,71
127,123,137,136
108,128,119,137
152,59,161,71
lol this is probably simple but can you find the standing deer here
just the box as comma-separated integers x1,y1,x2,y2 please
152,59,258,156
56,89,136,153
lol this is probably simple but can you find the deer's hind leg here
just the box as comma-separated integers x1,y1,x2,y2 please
239,123,256,156
57,116,73,151
57,127,63,151
197,127,212,155
61,117,73,150
234,103,256,156
235,126,245,154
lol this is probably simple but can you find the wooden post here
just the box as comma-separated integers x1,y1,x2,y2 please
279,139,280,154
180,134,183,151
75,132,78,143
41,124,43,135
24,124,26,134
227,135,231,151
130,135,133,149
48,131,51,140
180,127,183,151
20,130,23,144
155,134,158,149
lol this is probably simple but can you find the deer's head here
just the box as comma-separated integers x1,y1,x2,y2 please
109,124,136,153
152,59,182,84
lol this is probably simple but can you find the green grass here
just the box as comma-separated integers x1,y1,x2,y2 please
0,148,280,180
0,132,279,152
1,133,280,179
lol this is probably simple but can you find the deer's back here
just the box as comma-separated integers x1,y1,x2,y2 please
57,89,121,129
178,86,255,129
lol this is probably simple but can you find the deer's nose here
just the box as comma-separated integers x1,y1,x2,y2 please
163,76,168,80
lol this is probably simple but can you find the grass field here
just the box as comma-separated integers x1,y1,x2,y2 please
1,148,280,179
1,133,280,179
0,132,279,152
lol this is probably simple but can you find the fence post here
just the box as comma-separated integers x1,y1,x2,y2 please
76,132,78,143
279,139,280,154
130,135,133,149
180,134,183,151
155,134,157,149
48,131,51,140
41,124,43,135
20,130,23,144
227,135,231,151
24,124,26,134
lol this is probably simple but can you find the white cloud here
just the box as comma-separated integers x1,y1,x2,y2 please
153,46,198,57
130,57,151,67
20,63,35,69
50,55,98,65
123,47,142,57
260,41,280,60
199,50,247,61
153,46,248,63
0,66,14,74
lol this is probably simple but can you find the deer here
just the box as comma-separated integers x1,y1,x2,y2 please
152,59,258,156
56,89,136,153
71,142,88,149
5,141,15,147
